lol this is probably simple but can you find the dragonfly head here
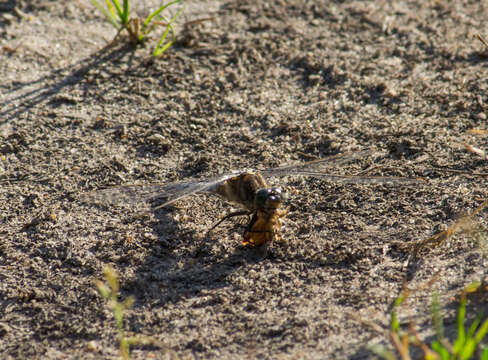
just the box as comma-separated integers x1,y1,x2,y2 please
254,187,285,211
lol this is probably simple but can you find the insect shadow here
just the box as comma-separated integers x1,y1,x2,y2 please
123,204,270,307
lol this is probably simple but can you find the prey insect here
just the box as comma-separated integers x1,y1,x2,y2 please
82,150,418,246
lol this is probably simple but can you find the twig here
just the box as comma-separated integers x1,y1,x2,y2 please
476,33,488,48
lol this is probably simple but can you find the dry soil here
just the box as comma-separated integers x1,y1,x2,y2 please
2,0,488,359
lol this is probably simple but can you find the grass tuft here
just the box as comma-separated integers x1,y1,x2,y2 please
95,266,134,360
89,0,182,56
371,282,488,360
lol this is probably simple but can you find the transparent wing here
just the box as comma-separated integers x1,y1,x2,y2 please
259,150,373,177
268,171,420,184
80,173,236,209
260,150,420,184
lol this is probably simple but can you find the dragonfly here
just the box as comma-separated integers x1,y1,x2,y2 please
82,150,419,246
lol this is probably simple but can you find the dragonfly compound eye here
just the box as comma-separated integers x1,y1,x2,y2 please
255,188,283,209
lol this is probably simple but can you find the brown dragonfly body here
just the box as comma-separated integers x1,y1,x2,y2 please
83,150,417,246
210,172,287,245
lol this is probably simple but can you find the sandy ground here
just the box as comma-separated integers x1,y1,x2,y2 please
2,0,488,359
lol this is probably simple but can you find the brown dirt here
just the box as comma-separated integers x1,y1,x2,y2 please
2,0,488,359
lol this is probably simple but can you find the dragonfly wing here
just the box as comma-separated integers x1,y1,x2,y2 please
152,174,234,209
259,150,420,184
260,150,375,178
80,174,236,209
281,171,421,184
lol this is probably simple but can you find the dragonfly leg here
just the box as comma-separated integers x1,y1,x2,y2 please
244,212,259,233
208,210,252,232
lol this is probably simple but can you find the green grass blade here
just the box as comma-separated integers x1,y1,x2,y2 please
391,311,399,333
104,0,115,17
90,0,120,28
103,0,117,22
152,7,182,57
460,338,476,360
452,296,467,354
113,303,123,329
390,293,404,333
109,0,125,24
474,318,488,345
466,314,481,340
481,346,488,360
152,25,173,56
430,340,450,360
143,0,181,29
122,0,129,24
